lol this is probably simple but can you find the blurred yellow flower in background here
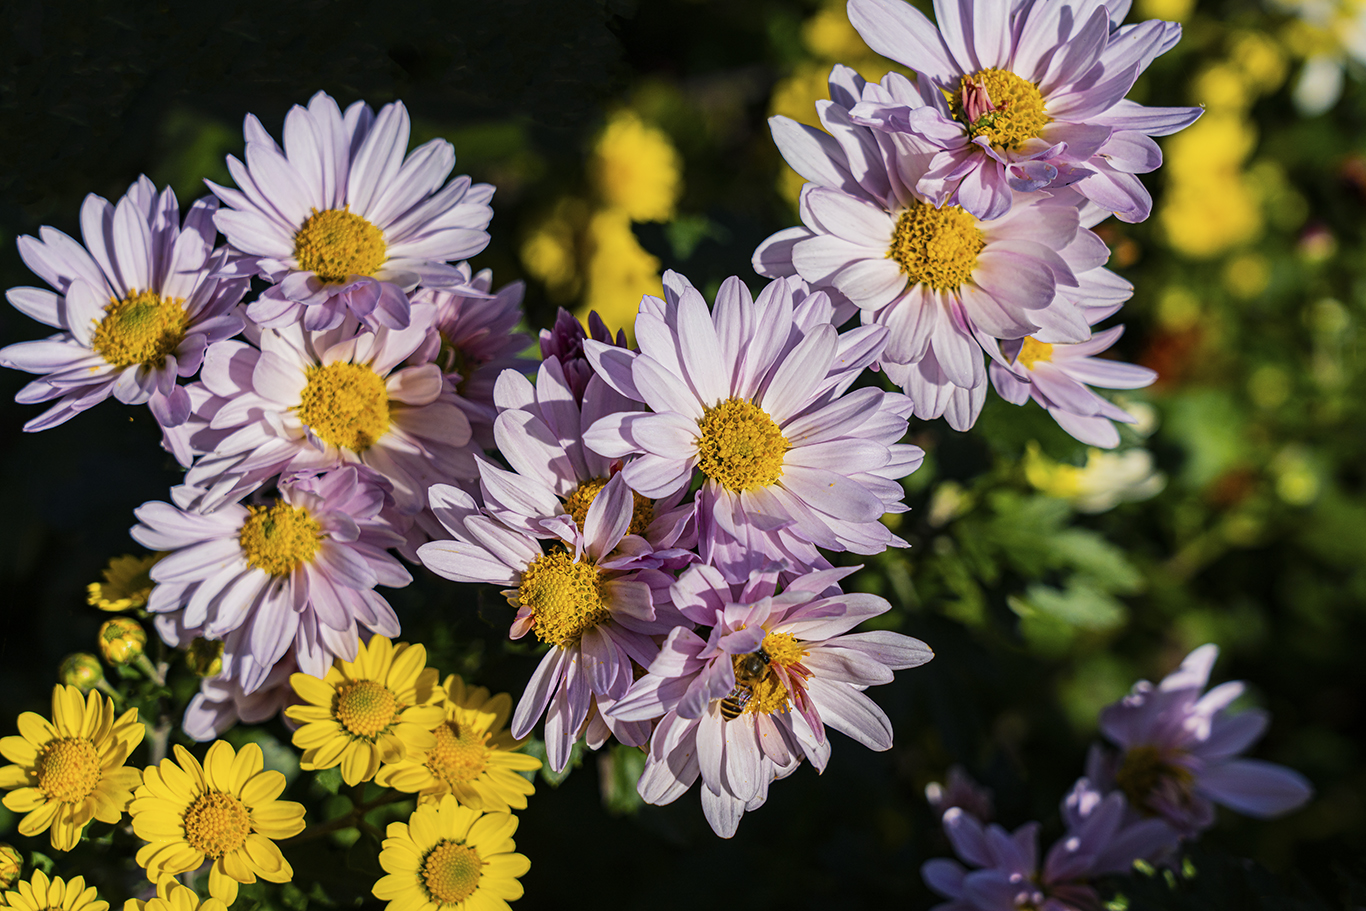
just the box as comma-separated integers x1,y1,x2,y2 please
1025,443,1167,513
590,111,681,222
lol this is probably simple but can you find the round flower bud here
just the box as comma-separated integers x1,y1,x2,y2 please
185,638,224,678
0,843,22,889
98,617,147,665
57,653,104,692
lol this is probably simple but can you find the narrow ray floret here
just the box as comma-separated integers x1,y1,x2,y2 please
609,564,933,837
125,879,229,911
0,176,246,431
1,870,108,911
582,272,922,581
417,476,681,772
844,0,1203,221
209,91,494,330
131,466,413,695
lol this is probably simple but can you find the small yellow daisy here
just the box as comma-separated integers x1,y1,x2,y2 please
122,878,229,911
130,741,305,905
0,684,144,850
373,795,530,911
285,636,445,786
2,869,108,911
87,554,161,612
375,675,540,812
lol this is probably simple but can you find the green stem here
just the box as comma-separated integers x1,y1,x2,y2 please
281,789,409,845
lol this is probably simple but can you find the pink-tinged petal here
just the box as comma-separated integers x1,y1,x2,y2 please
1038,5,1110,95
1096,132,1162,174
972,247,1056,312
511,648,567,740
153,538,244,583
584,339,642,402
831,257,908,312
806,677,892,750
752,226,808,279
583,474,632,560
633,355,705,421
676,284,729,407
1062,357,1155,390
824,630,934,671
622,452,696,499
112,196,153,293
792,234,878,286
722,718,762,802
953,159,1012,220
6,287,63,328
783,437,889,473
416,541,519,586
1197,759,1312,818
1092,99,1202,136
778,466,881,522
628,412,701,458
847,0,958,82
385,364,442,405
498,410,577,485
761,323,836,423
1049,408,1120,448
801,186,897,248
700,781,745,839
251,351,307,403
1200,709,1270,761
769,116,854,190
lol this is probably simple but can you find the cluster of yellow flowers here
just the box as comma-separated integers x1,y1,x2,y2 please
0,635,538,911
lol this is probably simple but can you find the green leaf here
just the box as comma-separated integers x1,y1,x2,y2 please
600,744,646,816
1010,582,1127,631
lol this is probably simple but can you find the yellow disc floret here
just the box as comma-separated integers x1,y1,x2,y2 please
952,68,1051,151
887,201,985,291
426,724,491,785
296,361,392,452
422,841,484,905
696,398,788,492
35,739,100,804
335,679,401,740
562,478,655,536
517,550,611,647
238,501,322,576
1016,337,1054,369
293,208,387,284
182,791,251,859
90,290,188,369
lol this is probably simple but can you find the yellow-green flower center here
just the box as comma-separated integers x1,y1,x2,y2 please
1016,337,1053,369
421,841,483,905
728,632,809,719
1115,745,1195,816
334,679,400,740
562,478,655,537
36,737,100,803
89,289,188,369
426,723,491,785
887,201,985,291
293,208,387,284
296,362,391,452
182,791,251,859
952,68,1051,151
517,550,610,647
696,398,787,492
238,502,322,576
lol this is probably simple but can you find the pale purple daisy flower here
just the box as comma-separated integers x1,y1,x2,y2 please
583,272,922,582
131,466,412,693
539,308,629,405
1086,644,1313,838
0,176,246,431
845,0,1203,222
416,475,681,772
175,301,475,514
209,91,494,331
989,320,1155,448
609,564,933,837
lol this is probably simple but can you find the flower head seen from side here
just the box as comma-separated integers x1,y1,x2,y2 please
130,741,305,905
123,879,229,911
845,0,1203,221
610,564,933,837
1024,441,1165,514
2,870,107,911
0,176,246,431
376,675,541,812
87,553,163,612
286,635,445,786
1088,644,1314,838
0,685,145,851
539,307,628,406
210,91,494,331
583,272,922,582
373,795,529,911
132,466,413,694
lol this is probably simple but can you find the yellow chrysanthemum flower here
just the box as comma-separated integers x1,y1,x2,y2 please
285,636,445,786
373,795,530,911
2,870,108,911
130,741,305,905
87,554,161,612
0,685,144,851
375,675,541,812
122,878,229,911
590,111,682,223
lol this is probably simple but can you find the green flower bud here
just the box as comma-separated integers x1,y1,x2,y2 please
58,653,104,693
98,617,147,665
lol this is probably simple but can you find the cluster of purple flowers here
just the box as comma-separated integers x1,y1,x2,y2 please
922,645,1312,910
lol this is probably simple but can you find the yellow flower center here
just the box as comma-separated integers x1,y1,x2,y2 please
517,550,611,647
952,68,1051,151
425,722,491,785
238,502,322,576
89,289,188,369
887,201,985,291
695,398,787,492
421,841,483,906
293,208,387,284
182,791,251,859
36,737,100,803
562,478,655,537
1115,745,1196,816
729,632,809,718
296,362,392,452
334,679,400,740
1016,337,1053,369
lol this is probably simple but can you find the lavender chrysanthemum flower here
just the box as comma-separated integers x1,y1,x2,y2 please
175,302,475,514
416,475,681,772
539,308,629,405
131,466,412,693
610,564,933,837
1087,644,1313,837
845,0,1203,222
990,320,1155,448
209,91,494,331
0,176,246,431
583,272,922,582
